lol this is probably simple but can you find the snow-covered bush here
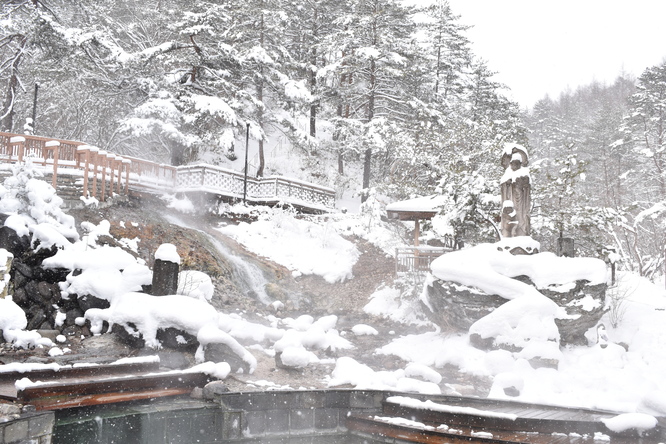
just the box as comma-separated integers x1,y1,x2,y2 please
0,162,79,248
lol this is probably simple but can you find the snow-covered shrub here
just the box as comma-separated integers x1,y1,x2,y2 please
0,162,79,248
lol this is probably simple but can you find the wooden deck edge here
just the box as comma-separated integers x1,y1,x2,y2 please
346,414,513,443
17,372,213,411
0,361,161,385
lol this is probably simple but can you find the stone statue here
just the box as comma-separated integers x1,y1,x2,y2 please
500,144,530,238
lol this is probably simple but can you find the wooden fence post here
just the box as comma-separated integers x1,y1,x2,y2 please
123,159,131,195
76,146,92,198
89,147,99,198
44,140,60,188
115,157,123,194
9,136,25,162
99,150,108,201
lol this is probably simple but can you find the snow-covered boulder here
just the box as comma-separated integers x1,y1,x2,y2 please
426,243,608,348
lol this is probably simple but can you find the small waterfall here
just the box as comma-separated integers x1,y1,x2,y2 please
163,214,272,305
207,235,272,305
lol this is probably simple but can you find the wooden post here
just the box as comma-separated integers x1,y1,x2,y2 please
44,140,60,188
115,157,123,194
76,146,91,198
414,219,420,247
152,244,180,296
90,147,99,198
123,159,131,195
9,136,25,162
99,150,107,201
107,154,116,195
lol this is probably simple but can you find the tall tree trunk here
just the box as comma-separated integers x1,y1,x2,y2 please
257,79,265,177
309,9,318,140
1,35,27,132
361,58,376,202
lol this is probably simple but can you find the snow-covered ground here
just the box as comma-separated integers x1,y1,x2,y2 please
2,167,666,430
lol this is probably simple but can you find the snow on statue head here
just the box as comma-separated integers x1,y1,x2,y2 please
499,143,536,255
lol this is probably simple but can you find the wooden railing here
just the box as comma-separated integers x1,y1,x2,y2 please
0,132,335,211
395,235,459,274
176,164,335,210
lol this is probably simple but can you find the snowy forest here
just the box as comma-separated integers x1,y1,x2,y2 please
0,0,664,283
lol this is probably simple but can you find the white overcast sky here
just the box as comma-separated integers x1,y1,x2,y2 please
445,0,666,109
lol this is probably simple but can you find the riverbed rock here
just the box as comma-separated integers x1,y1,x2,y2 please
202,342,252,374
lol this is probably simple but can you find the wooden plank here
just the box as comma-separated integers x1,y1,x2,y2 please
25,387,192,411
347,414,648,444
18,372,210,399
382,401,614,437
15,371,212,411
0,361,161,385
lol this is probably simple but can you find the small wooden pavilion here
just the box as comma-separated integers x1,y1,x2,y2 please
386,195,453,273
386,194,447,246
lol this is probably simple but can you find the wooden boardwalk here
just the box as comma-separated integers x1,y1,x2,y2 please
347,395,664,443
0,131,335,212
0,360,213,411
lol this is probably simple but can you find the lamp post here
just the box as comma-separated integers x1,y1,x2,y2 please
243,123,250,204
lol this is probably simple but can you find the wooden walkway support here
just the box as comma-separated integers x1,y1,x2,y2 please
0,131,335,212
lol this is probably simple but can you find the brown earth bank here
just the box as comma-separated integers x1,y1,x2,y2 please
1,195,492,398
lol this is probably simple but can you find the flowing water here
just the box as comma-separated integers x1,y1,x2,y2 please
164,214,272,304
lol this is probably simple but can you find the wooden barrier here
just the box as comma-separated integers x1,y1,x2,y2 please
0,132,335,211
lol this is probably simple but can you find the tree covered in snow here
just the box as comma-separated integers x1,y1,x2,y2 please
525,64,666,281
0,0,545,249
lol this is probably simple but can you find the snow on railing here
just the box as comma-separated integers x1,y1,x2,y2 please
0,132,335,211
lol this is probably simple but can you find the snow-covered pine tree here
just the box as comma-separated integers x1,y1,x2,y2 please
319,0,417,200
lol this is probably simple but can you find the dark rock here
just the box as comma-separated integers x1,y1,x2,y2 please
0,226,30,257
503,386,520,397
202,381,230,399
542,281,608,347
12,287,27,305
203,342,251,374
469,333,496,351
77,294,110,312
34,267,70,284
11,260,33,280
146,350,192,369
26,306,46,331
22,244,59,266
425,280,506,330
39,319,54,330
155,327,198,351
111,323,145,348
62,325,82,337
37,281,53,299
528,356,559,370
65,308,84,326
12,270,27,290
23,281,44,305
